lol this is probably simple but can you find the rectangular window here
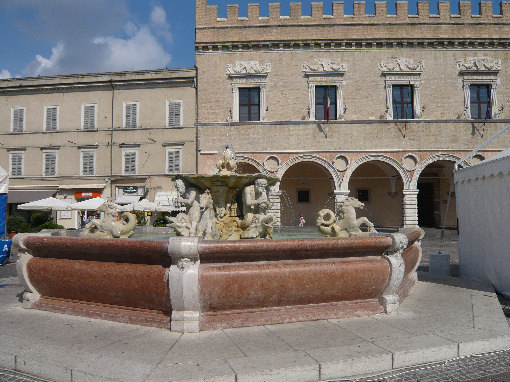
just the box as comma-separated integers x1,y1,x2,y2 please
43,152,57,177
9,153,23,177
167,100,182,127
123,151,137,175
239,88,260,122
297,189,311,203
82,104,97,130
315,86,337,121
392,85,414,119
12,107,25,132
81,151,95,176
166,149,181,174
357,189,370,203
124,102,138,129
44,106,58,132
470,85,491,119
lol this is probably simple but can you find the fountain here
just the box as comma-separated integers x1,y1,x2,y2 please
15,147,423,332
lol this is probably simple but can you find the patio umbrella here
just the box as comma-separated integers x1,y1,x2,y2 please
18,197,71,212
69,197,108,211
131,199,157,212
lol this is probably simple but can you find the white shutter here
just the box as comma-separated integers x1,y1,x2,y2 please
83,105,96,130
45,107,58,131
10,154,23,177
44,152,57,176
125,103,138,129
124,152,137,174
82,152,95,175
12,108,24,132
167,101,182,127
167,150,181,174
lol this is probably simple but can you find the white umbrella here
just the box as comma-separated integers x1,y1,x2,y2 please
69,197,109,211
131,199,157,212
117,203,134,212
18,197,71,211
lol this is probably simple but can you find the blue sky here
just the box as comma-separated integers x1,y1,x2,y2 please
0,0,501,79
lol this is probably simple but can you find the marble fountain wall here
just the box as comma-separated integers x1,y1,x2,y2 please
15,229,423,332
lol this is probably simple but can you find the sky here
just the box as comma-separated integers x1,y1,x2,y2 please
0,0,501,79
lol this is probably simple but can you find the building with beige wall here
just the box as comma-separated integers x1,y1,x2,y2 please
0,69,196,228
195,0,510,228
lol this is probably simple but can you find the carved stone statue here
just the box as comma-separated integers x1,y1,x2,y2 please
168,179,201,237
317,197,377,238
196,190,220,240
216,146,237,175
239,178,275,239
81,202,137,238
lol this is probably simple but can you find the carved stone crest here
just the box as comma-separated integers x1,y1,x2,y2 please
226,61,271,75
303,59,347,73
379,58,424,72
457,57,502,72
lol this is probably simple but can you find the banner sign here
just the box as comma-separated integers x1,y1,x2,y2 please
0,194,6,237
75,191,101,199
123,186,139,194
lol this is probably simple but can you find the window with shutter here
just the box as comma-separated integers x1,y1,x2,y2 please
12,107,25,132
83,104,96,130
167,101,182,127
45,106,58,131
10,153,23,177
82,151,95,175
44,152,57,177
124,151,137,174
124,103,138,129
167,150,181,174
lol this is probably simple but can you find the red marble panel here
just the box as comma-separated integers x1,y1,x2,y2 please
199,236,393,263
27,257,171,312
24,236,170,266
199,257,390,312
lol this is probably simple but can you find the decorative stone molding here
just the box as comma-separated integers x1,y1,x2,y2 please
410,154,469,189
334,190,350,212
379,232,408,313
302,59,346,73
303,59,347,121
402,189,419,228
227,61,270,122
277,154,342,191
168,237,200,333
226,61,271,75
236,155,268,175
263,155,280,172
402,154,419,171
457,57,501,119
457,57,502,72
379,58,424,72
379,58,424,120
340,154,411,191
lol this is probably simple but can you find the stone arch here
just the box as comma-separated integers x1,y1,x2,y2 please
341,155,411,191
277,154,341,190
410,154,469,189
235,155,269,175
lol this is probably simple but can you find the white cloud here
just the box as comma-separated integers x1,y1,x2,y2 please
93,26,171,72
18,4,172,77
0,70,12,79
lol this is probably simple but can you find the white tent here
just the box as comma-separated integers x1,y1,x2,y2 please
0,166,8,194
131,199,157,212
69,197,108,211
18,197,72,211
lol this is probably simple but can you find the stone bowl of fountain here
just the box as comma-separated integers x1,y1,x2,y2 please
15,148,423,332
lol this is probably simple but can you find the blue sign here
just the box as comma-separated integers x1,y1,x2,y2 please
0,194,6,238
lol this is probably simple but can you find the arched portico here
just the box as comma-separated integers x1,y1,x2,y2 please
341,155,409,228
236,156,269,175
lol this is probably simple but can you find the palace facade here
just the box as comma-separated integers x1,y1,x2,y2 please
1,0,510,229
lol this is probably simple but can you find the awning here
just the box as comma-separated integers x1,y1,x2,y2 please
115,195,142,205
7,190,57,204
154,191,185,212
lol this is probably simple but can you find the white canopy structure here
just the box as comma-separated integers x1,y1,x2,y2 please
18,197,72,211
0,166,8,194
131,199,158,212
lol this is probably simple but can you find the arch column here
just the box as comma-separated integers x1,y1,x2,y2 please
402,189,419,228
269,183,282,226
334,190,350,212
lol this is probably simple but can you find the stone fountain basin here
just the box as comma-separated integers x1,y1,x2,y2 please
15,229,423,332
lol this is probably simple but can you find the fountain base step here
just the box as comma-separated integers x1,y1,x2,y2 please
32,297,171,329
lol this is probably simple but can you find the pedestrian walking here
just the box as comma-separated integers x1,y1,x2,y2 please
299,214,305,226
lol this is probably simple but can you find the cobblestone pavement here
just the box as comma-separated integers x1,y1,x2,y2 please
335,349,510,382
0,369,50,382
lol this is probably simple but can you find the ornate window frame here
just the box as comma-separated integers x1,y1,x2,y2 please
379,58,424,120
303,59,346,121
226,61,271,122
457,57,501,119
